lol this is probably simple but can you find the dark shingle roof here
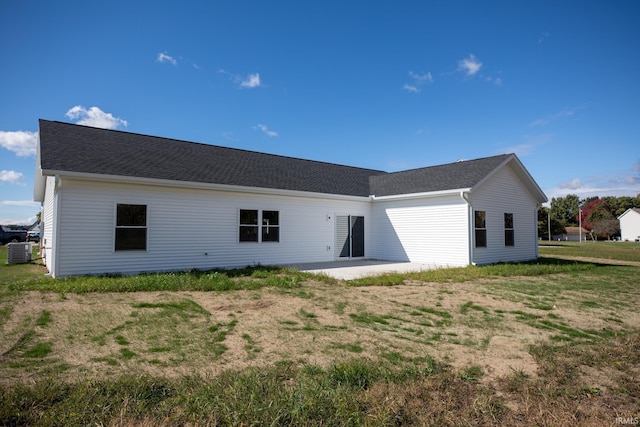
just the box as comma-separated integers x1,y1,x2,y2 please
38,120,386,197
38,120,523,199
369,155,511,197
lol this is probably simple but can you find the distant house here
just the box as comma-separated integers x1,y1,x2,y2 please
553,226,590,242
618,208,640,241
34,120,548,278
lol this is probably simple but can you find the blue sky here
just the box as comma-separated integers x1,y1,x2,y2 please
1,1,639,224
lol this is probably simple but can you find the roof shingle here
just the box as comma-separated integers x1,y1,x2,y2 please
369,155,511,197
39,120,386,197
38,120,519,198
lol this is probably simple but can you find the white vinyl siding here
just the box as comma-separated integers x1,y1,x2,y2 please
619,209,640,241
41,176,57,274
468,165,539,264
42,158,544,277
370,194,470,267
51,178,371,277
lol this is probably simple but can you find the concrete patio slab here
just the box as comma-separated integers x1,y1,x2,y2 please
289,259,439,280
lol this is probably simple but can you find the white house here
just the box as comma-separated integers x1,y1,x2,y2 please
34,120,548,278
618,208,640,241
552,226,590,242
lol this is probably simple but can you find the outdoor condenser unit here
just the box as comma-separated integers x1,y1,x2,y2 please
7,242,32,264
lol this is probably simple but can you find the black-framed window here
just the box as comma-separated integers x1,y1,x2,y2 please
239,209,259,242
504,213,514,246
261,210,279,242
475,210,487,248
239,209,280,243
115,204,147,251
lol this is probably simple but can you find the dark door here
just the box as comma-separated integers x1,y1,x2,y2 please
350,216,365,257
336,215,365,258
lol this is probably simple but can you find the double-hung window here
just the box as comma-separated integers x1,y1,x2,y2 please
239,209,259,242
115,204,147,251
239,209,279,242
504,213,514,246
261,210,280,242
475,210,487,248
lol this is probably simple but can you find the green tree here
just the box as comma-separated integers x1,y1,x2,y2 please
550,194,580,228
538,206,564,240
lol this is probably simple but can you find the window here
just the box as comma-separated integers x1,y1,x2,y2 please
239,209,259,242
239,209,280,243
261,210,280,242
475,210,487,248
115,204,147,251
504,213,514,246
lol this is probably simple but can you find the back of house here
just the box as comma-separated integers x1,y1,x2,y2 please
34,120,547,277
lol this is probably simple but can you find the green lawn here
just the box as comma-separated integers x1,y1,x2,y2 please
538,240,640,262
1,241,638,426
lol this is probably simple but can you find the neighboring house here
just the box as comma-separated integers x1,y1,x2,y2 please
26,222,41,242
552,226,590,242
618,208,640,241
34,120,548,278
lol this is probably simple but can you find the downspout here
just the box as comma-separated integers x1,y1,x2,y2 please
51,175,62,278
461,191,475,266
535,203,541,259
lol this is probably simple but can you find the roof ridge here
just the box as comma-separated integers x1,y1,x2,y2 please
378,153,512,176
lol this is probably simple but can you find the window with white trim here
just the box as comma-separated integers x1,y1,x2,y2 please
475,210,487,248
504,213,514,246
115,204,147,251
261,210,280,242
239,209,279,242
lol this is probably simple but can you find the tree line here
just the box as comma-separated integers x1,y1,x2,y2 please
538,194,640,241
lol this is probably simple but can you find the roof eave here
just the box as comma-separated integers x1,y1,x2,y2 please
40,169,372,202
618,208,640,220
370,188,471,201
33,136,46,203
472,154,547,204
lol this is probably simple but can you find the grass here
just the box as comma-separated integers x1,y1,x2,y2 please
539,240,640,262
1,241,639,425
2,332,638,426
5,257,329,294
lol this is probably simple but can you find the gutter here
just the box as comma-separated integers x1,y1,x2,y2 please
370,188,471,201
39,169,371,203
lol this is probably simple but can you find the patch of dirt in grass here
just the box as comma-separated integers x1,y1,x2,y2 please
1,279,637,387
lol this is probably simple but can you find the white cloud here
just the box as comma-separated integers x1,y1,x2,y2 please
1,200,39,207
403,71,433,93
0,170,25,185
0,200,40,225
486,76,502,86
409,71,433,84
218,69,263,89
254,124,278,137
498,143,536,157
241,73,261,88
545,164,640,200
458,54,482,76
403,84,420,93
558,178,584,190
65,106,128,129
498,133,549,158
157,52,177,65
0,130,38,157
538,32,550,45
530,106,581,127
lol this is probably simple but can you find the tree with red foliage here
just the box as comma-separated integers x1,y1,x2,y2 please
579,198,619,240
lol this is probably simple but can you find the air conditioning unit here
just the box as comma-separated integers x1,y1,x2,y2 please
7,242,32,264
